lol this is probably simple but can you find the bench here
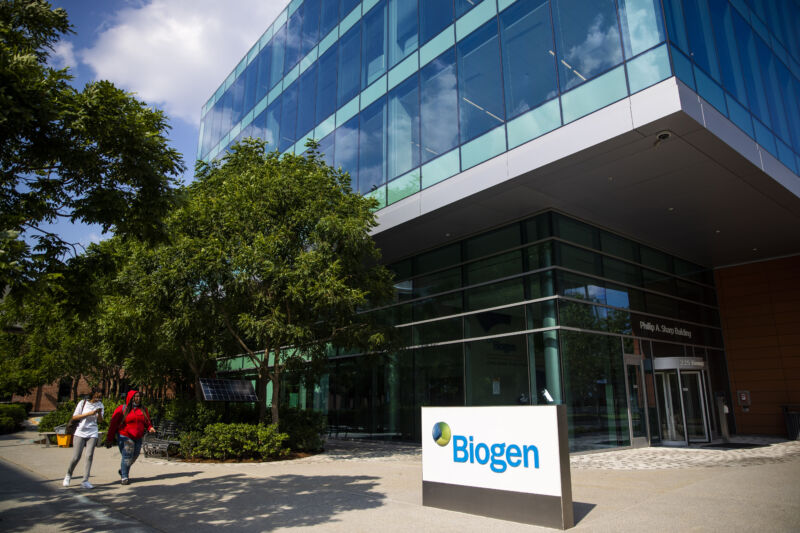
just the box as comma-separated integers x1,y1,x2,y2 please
36,432,57,447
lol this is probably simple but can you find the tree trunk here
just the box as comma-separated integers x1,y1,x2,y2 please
257,370,268,423
71,377,79,401
194,375,202,401
271,364,280,427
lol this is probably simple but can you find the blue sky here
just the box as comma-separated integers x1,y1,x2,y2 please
39,0,289,250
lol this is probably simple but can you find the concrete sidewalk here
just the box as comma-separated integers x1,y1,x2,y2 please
1,430,798,532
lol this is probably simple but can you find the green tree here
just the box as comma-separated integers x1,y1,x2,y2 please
1,0,184,289
176,139,394,423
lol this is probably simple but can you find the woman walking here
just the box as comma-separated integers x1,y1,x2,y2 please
105,390,155,485
63,388,104,489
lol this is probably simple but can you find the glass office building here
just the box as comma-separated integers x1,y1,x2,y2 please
206,0,800,450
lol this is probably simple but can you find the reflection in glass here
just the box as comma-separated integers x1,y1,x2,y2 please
362,0,387,89
420,0,454,45
316,43,338,123
500,0,558,119
617,0,664,57
465,336,529,406
358,97,387,194
456,19,505,143
270,25,286,89
656,371,685,442
389,0,418,67
338,25,361,107
334,116,359,183
420,48,459,163
388,74,420,180
551,0,623,90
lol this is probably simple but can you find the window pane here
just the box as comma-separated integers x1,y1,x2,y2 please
270,25,286,88
415,243,461,275
552,0,623,90
334,116,359,183
500,0,558,118
285,5,304,74
414,292,463,320
388,73,420,179
243,59,258,117
413,266,461,298
256,43,272,103
340,0,360,18
389,0,418,67
321,0,339,36
465,251,523,285
617,0,665,57
682,0,719,80
465,279,524,311
338,25,362,106
457,19,505,143
296,63,318,139
279,82,298,152
301,0,322,57
708,0,747,104
755,38,790,143
415,344,464,407
420,48,459,163
465,305,525,339
421,0,454,45
362,0,388,88
318,131,335,168
732,10,770,126
465,336,529,406
231,75,245,127
260,98,281,148
414,316,462,344
456,0,485,18
358,97,387,194
317,43,339,122
465,224,521,260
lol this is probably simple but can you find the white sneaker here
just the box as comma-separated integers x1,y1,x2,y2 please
81,481,93,489
62,474,70,487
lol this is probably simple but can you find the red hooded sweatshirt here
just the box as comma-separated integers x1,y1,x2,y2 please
105,390,154,443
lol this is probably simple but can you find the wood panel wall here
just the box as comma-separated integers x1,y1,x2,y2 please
715,255,800,437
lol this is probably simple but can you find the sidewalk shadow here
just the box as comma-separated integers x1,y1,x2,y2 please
573,501,597,524
90,472,384,531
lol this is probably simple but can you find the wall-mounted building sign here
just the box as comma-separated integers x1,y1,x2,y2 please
631,314,701,343
421,406,573,529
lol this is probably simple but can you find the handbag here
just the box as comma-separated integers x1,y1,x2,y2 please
65,400,86,435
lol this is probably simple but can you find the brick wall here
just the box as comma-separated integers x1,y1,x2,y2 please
12,377,93,412
715,255,800,437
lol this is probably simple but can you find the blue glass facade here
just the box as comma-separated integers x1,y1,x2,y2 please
200,0,679,206
205,0,800,449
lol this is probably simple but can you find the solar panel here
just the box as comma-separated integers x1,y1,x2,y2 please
199,378,258,402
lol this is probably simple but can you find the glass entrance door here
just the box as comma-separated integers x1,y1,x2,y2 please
656,371,685,444
681,371,709,442
655,369,710,445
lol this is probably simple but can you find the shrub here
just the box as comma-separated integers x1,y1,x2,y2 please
192,423,289,461
38,401,77,432
278,407,327,452
161,398,222,432
178,430,203,459
0,404,27,426
0,416,15,434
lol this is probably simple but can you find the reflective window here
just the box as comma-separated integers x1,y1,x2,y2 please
499,0,558,118
456,19,505,143
285,5,304,74
338,25,361,106
708,0,747,105
270,25,286,89
263,98,282,148
256,43,272,103
731,9,770,126
465,279,524,311
466,224,521,260
317,43,339,122
755,38,790,143
279,82,298,152
387,74,420,180
682,0,720,80
465,336,529,406
465,251,523,286
358,97,387,194
456,0,485,18
334,116,359,182
414,316,462,345
230,75,245,126
362,0,388,88
318,131,335,168
617,0,665,57
420,48,459,163
320,0,339,36
301,0,322,57
388,0,418,67
297,63,318,139
340,0,360,17
415,243,460,275
242,60,258,120
552,0,623,90
420,0,454,45
465,306,525,339
415,344,464,408
663,0,689,53
414,292,463,320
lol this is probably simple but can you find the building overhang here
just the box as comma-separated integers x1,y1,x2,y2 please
373,77,800,268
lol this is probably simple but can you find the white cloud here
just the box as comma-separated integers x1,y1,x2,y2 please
80,0,289,126
51,40,77,70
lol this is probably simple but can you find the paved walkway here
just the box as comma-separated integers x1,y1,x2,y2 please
1,430,798,532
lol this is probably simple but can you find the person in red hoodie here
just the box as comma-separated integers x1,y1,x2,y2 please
104,390,155,485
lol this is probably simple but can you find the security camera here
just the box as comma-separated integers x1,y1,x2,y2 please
656,131,671,141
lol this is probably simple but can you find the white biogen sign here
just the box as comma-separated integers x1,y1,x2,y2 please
421,406,573,529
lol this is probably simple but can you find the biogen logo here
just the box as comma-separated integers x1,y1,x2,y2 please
433,423,540,474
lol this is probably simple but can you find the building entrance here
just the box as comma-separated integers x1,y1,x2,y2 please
653,358,710,445
623,355,650,448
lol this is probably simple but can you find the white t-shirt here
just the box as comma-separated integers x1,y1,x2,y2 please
72,400,105,439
